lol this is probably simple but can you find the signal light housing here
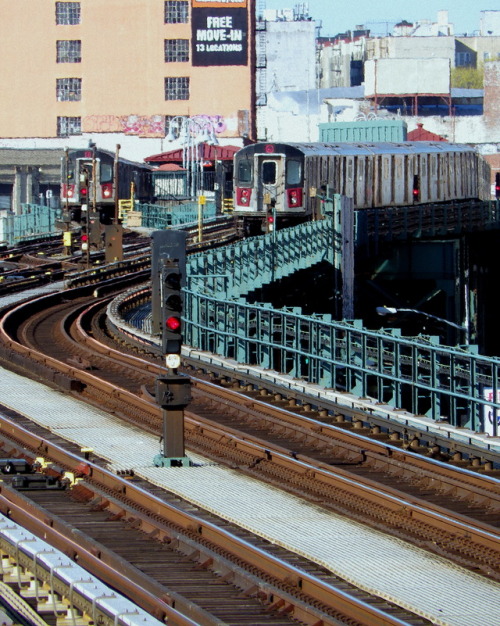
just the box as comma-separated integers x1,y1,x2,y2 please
161,260,183,362
495,173,500,199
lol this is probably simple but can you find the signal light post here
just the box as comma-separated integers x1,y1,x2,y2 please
152,231,192,467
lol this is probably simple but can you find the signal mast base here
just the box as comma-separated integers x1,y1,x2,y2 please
153,454,192,468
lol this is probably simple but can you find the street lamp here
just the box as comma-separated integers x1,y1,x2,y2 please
376,306,469,344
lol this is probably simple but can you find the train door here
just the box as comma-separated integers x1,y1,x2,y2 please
255,154,285,213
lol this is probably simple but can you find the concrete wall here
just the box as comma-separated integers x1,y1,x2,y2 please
480,11,500,36
484,61,500,130
319,38,366,88
366,36,456,63
364,58,450,96
264,20,317,92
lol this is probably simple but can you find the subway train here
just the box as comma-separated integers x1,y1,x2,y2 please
60,148,153,223
232,142,491,235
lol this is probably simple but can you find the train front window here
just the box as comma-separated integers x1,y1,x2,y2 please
286,160,301,186
238,159,252,184
262,161,276,185
100,163,113,183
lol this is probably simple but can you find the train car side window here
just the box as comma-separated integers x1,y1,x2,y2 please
100,163,113,183
238,159,252,184
262,161,276,185
286,160,301,186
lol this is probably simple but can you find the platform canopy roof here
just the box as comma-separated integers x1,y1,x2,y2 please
145,143,240,165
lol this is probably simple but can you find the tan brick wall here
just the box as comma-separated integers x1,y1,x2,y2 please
0,0,253,140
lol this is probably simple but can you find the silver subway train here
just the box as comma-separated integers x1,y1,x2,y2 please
233,142,491,235
61,148,152,223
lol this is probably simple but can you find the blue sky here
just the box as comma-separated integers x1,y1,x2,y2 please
262,1,484,37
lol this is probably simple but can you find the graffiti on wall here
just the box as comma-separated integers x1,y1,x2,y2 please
83,115,165,137
82,114,228,138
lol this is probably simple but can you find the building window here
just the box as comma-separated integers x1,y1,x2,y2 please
164,1,188,24
56,78,82,101
56,40,82,63
55,2,81,25
57,117,81,137
165,77,189,100
456,52,472,66
165,39,189,62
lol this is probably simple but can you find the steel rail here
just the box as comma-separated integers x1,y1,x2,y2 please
0,414,409,626
0,490,198,626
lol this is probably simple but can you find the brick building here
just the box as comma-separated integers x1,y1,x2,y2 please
0,0,256,161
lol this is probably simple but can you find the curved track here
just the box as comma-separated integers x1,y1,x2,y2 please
2,283,499,576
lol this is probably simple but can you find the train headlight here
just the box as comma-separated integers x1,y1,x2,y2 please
287,187,303,208
237,188,252,206
102,183,113,198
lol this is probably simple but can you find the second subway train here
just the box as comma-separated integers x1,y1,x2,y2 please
232,141,491,235
61,148,153,223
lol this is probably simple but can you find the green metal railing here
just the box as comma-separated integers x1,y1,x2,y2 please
137,201,216,229
188,218,335,298
0,204,61,246
182,215,500,435
183,289,500,434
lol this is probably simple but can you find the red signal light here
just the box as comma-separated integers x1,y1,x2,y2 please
80,187,88,196
412,175,420,202
268,215,274,223
81,234,88,242
495,173,500,199
165,316,181,332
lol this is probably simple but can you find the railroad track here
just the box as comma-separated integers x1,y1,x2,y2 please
0,277,498,562
0,408,432,626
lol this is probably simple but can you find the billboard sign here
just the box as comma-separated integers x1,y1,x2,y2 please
192,0,248,66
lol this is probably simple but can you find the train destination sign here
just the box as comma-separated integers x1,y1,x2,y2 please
192,6,248,66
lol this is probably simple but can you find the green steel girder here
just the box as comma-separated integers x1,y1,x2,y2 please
187,218,335,299
181,210,500,435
